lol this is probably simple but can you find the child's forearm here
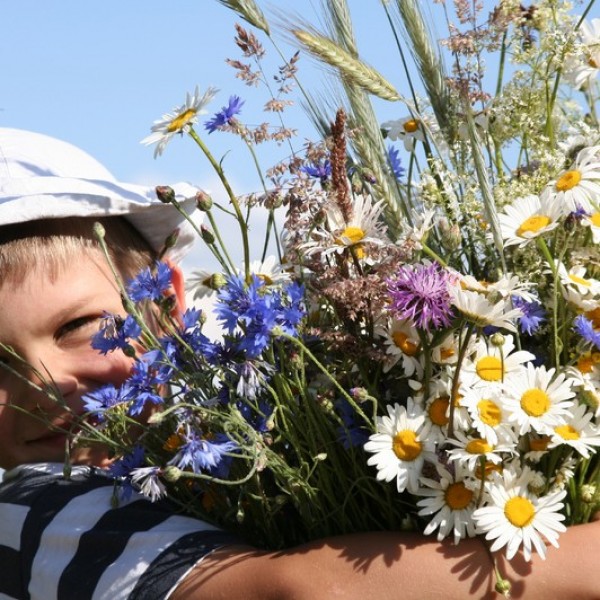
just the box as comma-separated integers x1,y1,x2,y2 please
172,521,600,600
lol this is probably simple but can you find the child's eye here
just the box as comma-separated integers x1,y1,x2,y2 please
56,316,100,340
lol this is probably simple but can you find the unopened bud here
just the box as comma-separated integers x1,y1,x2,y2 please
195,190,213,211
350,387,370,403
581,483,596,503
164,229,180,249
93,221,106,240
201,225,215,244
156,185,176,204
162,466,182,483
495,578,512,597
123,344,137,358
490,332,505,347
209,273,227,290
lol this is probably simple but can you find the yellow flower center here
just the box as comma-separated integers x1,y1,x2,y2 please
337,226,365,245
440,347,456,361
445,482,473,510
520,388,550,417
591,212,600,227
578,353,595,374
392,332,420,356
504,496,535,528
586,308,600,328
428,396,450,426
556,169,582,192
465,439,493,454
477,399,502,426
392,430,422,461
516,215,550,236
474,461,502,480
554,424,580,441
529,435,550,452
257,273,274,285
166,108,198,132
476,356,503,382
403,118,420,133
569,274,591,287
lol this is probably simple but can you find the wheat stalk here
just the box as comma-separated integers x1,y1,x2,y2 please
293,29,401,102
217,0,270,34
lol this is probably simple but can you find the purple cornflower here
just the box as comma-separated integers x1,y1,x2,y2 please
512,296,546,335
574,315,600,350
91,313,141,355
387,262,453,331
204,95,244,133
127,261,173,303
301,160,331,182
387,145,405,180
82,382,132,418
126,350,170,416
168,432,238,478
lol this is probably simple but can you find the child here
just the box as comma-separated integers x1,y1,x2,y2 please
0,127,599,600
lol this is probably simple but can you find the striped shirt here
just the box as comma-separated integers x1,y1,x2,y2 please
0,463,236,600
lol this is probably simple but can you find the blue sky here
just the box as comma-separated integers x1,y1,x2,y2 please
2,0,598,272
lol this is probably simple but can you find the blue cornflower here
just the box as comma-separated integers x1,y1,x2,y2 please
574,315,600,350
109,445,146,479
127,261,173,303
301,160,331,182
169,432,238,478
126,350,170,416
512,296,546,335
387,262,454,331
387,145,405,180
82,382,132,418
204,95,244,133
335,399,370,449
91,313,142,355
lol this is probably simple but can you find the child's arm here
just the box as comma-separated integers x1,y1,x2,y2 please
172,520,600,600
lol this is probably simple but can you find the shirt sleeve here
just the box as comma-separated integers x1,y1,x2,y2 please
0,465,239,600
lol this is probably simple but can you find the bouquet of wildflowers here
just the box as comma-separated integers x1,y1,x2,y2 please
70,0,600,585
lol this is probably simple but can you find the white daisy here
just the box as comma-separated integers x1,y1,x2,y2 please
558,263,600,309
564,18,600,89
473,467,567,560
378,319,424,377
541,145,600,213
186,268,220,300
582,210,600,244
569,352,600,416
382,115,426,151
460,387,515,445
456,273,536,303
447,431,515,470
247,255,290,285
503,364,576,436
498,194,564,248
449,286,523,332
460,335,535,388
141,85,218,157
416,464,478,544
548,402,600,458
364,399,436,494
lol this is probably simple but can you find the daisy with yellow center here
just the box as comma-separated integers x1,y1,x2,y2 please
364,398,435,494
473,467,566,560
557,263,600,310
498,194,564,248
141,85,218,157
381,115,426,152
548,403,600,458
378,319,424,377
447,431,514,470
448,286,523,332
303,194,389,260
460,335,535,389
503,364,576,436
583,210,600,243
460,387,515,445
541,145,600,213
416,464,478,544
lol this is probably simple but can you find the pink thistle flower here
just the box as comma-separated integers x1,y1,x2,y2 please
387,262,454,331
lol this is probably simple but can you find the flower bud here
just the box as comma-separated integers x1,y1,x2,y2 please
162,466,182,482
201,225,215,244
581,484,596,503
155,185,176,204
195,190,214,211
209,273,227,290
164,228,180,249
93,221,106,240
490,332,505,347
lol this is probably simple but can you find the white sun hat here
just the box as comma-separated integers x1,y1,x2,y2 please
0,127,202,263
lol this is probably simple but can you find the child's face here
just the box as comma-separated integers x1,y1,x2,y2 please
0,250,135,470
